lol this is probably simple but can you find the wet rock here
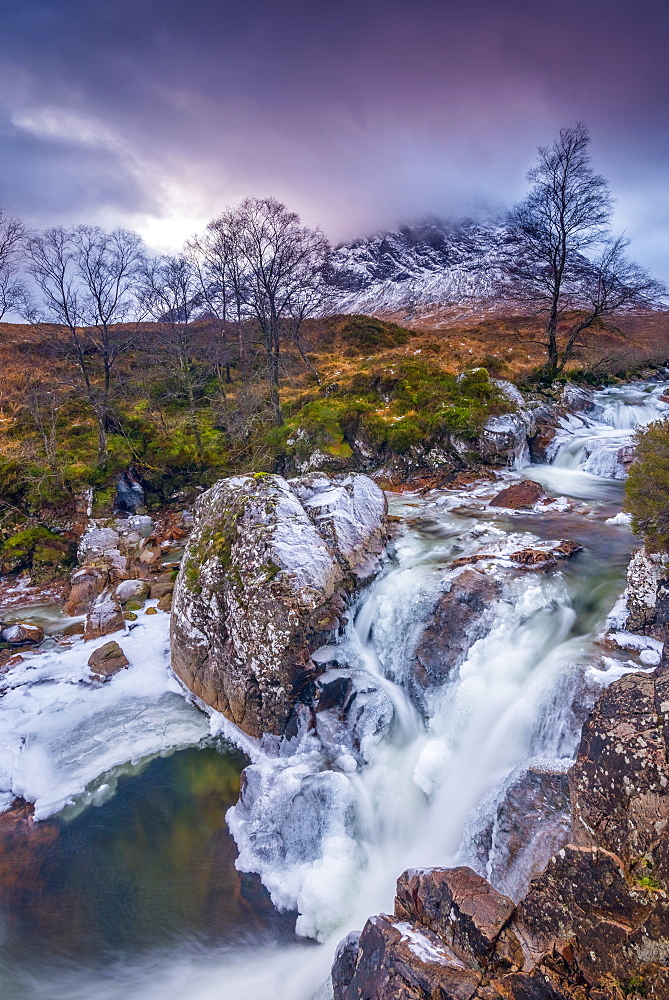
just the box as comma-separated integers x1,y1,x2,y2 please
395,867,515,970
0,651,25,672
334,913,481,1000
569,664,669,882
469,765,572,903
452,541,581,572
61,621,85,636
489,481,546,509
87,640,130,679
410,570,501,706
508,540,581,569
114,579,150,604
83,597,125,641
0,622,44,645
114,466,145,515
145,606,158,615
472,411,535,469
170,473,387,738
149,580,175,600
63,564,107,616
334,848,669,1000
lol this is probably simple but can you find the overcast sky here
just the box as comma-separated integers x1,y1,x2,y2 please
1,0,667,277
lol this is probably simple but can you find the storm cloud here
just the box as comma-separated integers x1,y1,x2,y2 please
0,0,667,277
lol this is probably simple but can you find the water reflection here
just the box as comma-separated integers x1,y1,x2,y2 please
0,747,298,997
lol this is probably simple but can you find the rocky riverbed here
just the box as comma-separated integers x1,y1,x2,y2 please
1,379,668,1000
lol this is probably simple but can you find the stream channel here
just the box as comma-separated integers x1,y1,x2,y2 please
1,380,667,999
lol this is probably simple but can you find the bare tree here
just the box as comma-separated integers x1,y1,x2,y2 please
138,253,205,460
0,208,27,321
500,123,663,374
25,227,114,467
207,198,330,425
72,225,146,417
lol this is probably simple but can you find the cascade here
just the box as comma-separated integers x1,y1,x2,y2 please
2,379,668,1000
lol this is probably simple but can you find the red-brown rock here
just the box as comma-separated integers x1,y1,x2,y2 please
410,570,501,708
569,664,669,882
395,867,515,970
83,598,125,641
87,640,130,679
489,481,546,510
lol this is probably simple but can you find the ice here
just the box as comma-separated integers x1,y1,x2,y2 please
0,608,209,819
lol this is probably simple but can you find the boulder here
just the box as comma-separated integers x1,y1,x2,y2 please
170,473,387,738
114,579,150,604
489,481,546,510
333,913,481,1000
569,662,669,882
83,598,125,641
148,580,175,600
410,570,501,706
334,850,669,1000
87,640,130,679
0,622,44,646
395,867,515,969
63,565,107,616
157,592,173,612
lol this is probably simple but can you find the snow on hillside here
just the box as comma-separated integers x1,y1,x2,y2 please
328,218,511,319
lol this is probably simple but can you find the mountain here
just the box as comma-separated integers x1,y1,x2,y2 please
328,217,511,322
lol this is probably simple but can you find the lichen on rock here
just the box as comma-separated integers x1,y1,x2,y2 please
170,472,387,738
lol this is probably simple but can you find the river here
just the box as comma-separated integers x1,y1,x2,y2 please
0,380,667,1000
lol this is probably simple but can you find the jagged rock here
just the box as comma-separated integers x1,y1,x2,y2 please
334,849,669,1000
83,598,125,641
472,412,534,469
395,867,515,970
569,663,669,882
114,579,150,604
489,481,546,509
87,640,130,679
333,913,481,1000
170,472,387,737
0,622,44,645
477,765,572,902
409,570,501,708
63,565,107,616
503,845,665,991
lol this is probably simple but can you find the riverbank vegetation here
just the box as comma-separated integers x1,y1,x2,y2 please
1,307,668,531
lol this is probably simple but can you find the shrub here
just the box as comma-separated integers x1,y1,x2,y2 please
625,420,669,551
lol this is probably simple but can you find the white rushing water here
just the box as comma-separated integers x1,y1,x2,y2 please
2,379,668,1000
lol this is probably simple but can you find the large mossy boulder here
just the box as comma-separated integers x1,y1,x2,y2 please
170,473,387,738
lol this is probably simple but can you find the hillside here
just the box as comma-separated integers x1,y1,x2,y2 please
0,309,668,531
328,218,509,321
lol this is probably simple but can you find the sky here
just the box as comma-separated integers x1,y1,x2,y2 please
1,0,668,278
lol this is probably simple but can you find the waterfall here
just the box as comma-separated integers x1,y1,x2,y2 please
3,379,667,1000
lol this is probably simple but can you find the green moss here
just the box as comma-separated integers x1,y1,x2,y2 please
0,526,75,578
273,361,513,466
